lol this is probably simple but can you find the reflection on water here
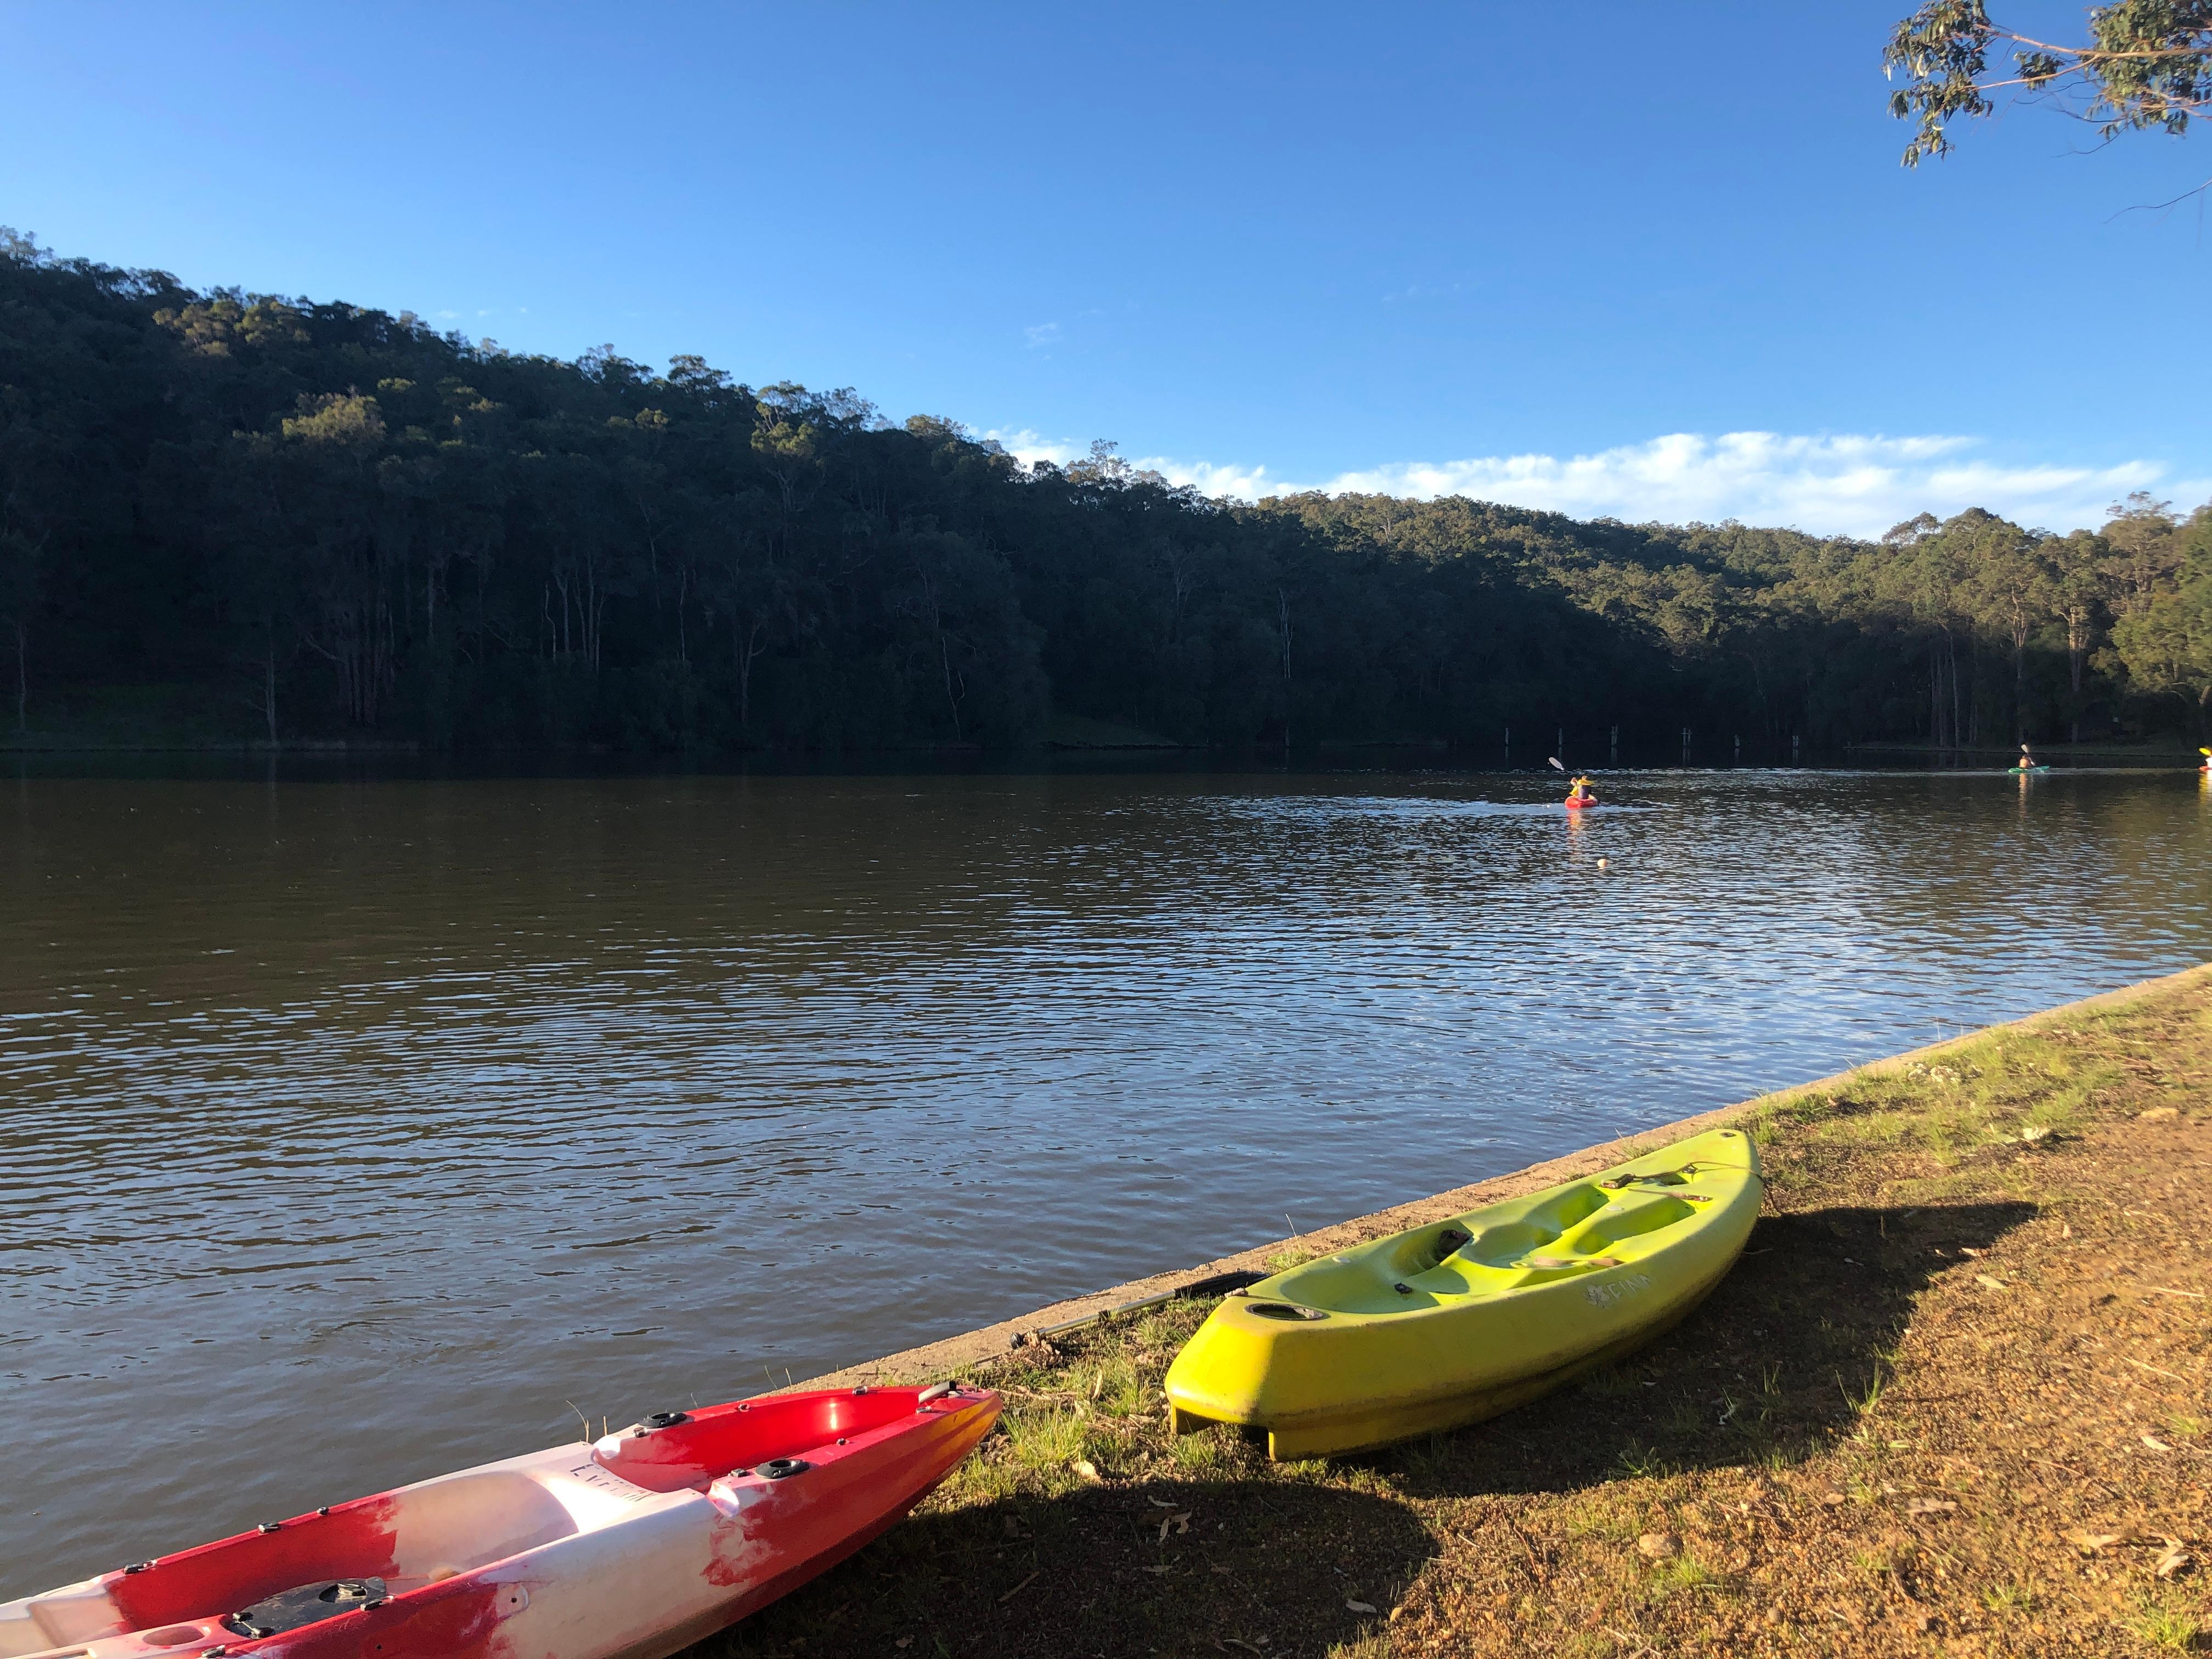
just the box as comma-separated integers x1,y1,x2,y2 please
2,765,2207,1588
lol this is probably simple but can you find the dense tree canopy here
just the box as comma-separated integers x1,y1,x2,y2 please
2,232,2208,755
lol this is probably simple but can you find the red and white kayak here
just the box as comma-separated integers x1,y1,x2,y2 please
1,1383,1000,1659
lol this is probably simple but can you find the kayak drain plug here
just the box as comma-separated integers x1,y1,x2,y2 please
639,1410,690,1431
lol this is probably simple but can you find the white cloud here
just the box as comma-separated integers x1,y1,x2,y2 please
984,427,2207,537
1023,321,1062,349
985,428,1073,464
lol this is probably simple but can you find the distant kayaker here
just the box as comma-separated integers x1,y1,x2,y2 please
1566,774,1598,805
2017,743,2039,771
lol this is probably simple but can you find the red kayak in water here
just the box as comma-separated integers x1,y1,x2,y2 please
1565,794,1597,810
0,1383,1000,1659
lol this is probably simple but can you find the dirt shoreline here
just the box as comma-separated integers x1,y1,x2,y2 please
798,965,2210,1395
686,963,2212,1659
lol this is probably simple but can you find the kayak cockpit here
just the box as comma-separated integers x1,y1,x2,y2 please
1259,1173,1720,1313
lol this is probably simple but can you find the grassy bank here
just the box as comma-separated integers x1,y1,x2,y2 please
692,969,2211,1659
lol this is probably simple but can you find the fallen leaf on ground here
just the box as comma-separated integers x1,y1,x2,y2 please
1148,1497,1181,1508
996,1572,1039,1605
2143,1435,2174,1452
1976,1274,2008,1291
1820,1490,1847,1507
1071,1458,1101,1482
895,1640,913,1650
2062,1528,2127,1554
1158,1511,1191,1542
1905,1497,1957,1516
1345,1599,1377,1615
2157,1538,2192,1579
1637,1532,1680,1558
1140,1563,1172,1576
2139,1107,2180,1122
2019,1124,2051,1143
1961,1247,1988,1258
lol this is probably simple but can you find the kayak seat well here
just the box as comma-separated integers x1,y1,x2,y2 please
78,1475,582,1631
386,1472,581,1577
594,1388,925,1494
1452,1181,1610,1267
1460,1221,1563,1268
1564,1194,1698,1252
1267,1182,1713,1313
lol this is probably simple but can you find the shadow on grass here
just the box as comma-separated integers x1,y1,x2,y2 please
690,1199,2032,1659
703,1475,1433,1659
1367,1199,2035,1502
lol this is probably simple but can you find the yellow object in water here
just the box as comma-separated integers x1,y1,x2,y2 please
1164,1128,1761,1458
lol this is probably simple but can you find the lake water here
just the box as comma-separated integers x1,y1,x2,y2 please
3,761,2208,1592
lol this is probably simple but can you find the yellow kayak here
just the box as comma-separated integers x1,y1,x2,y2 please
1164,1127,1760,1458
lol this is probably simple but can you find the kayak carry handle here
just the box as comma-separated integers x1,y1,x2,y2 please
1601,1168,1693,1190
917,1382,954,1404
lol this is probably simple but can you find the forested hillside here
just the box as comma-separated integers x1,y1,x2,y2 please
3,233,2207,754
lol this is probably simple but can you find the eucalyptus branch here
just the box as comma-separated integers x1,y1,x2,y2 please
1887,1,2211,164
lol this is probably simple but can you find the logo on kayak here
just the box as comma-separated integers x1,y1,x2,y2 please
1585,1273,1652,1308
567,1462,653,1502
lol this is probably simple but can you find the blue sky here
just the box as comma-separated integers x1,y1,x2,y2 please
3,2,2205,534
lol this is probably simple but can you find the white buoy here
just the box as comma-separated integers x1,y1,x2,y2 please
1596,857,1610,870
